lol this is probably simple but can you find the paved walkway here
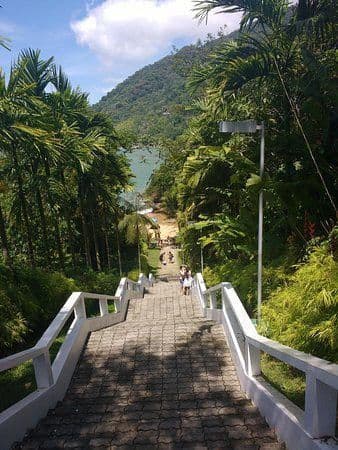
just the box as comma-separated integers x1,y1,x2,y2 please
15,282,284,450
157,246,180,278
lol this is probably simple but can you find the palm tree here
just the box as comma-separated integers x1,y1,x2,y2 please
192,0,337,213
0,181,11,265
0,48,133,272
119,208,158,274
15,49,57,266
0,59,54,266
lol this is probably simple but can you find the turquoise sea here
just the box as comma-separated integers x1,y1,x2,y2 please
120,147,161,206
126,147,162,195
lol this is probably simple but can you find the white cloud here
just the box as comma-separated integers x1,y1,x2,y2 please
0,19,18,34
71,0,241,67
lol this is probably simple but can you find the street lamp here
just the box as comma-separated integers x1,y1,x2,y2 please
219,119,265,324
135,192,143,274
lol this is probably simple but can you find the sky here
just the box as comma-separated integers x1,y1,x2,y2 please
0,0,241,103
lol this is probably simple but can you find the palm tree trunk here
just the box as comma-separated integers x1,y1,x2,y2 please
53,216,65,270
43,160,65,270
12,147,35,266
91,212,102,271
103,214,111,270
66,217,76,267
31,163,51,266
60,170,76,267
79,195,91,268
82,214,91,268
0,202,12,265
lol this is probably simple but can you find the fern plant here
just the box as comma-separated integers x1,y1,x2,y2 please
261,242,338,362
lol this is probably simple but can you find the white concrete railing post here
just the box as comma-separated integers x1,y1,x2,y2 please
221,283,232,313
210,292,217,309
304,374,338,438
99,297,109,316
74,296,86,320
221,286,227,314
245,341,261,377
33,351,54,389
115,297,121,312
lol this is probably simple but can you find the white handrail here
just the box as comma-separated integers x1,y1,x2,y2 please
194,273,338,450
247,334,338,389
0,292,118,373
0,273,153,450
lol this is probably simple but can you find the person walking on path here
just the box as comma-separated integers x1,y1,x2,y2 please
179,265,186,293
183,271,193,295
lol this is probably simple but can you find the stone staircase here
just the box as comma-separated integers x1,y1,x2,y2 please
14,281,284,450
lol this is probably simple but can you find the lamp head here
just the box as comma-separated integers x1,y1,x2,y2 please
219,120,258,133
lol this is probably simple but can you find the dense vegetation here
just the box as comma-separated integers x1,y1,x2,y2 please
0,49,157,356
0,0,337,414
94,30,237,143
147,0,337,364
0,49,133,272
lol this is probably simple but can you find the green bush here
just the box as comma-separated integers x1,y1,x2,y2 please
0,291,27,353
127,268,139,282
261,244,338,362
74,269,120,296
0,265,78,355
0,265,123,356
203,259,288,317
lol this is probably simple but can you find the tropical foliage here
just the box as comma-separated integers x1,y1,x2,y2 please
148,0,337,362
0,48,152,355
0,262,123,356
119,210,158,272
0,49,132,271
261,241,338,361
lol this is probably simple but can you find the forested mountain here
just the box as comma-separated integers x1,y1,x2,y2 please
94,30,238,143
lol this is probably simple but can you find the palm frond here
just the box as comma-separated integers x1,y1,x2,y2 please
0,35,10,50
193,0,289,31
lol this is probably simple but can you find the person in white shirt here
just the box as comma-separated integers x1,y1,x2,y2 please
183,272,193,295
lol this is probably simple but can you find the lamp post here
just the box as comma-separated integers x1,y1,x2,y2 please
200,234,204,273
135,192,142,274
219,120,265,324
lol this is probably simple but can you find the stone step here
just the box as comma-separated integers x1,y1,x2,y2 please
15,280,284,450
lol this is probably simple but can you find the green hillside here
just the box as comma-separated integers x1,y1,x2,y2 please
94,31,238,143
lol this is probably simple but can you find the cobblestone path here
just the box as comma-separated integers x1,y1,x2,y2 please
15,281,284,450
157,247,180,278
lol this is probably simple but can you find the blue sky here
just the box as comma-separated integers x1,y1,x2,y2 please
0,0,240,103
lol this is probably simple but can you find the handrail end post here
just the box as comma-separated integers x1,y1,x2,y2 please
221,286,227,313
304,374,337,438
245,340,261,377
74,295,86,320
99,297,109,316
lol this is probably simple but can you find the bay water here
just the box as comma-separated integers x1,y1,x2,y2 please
125,147,161,200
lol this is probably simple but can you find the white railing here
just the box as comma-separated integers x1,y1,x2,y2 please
0,273,153,450
194,273,338,450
